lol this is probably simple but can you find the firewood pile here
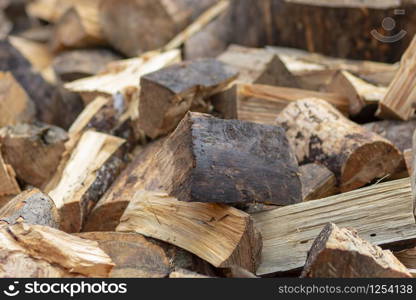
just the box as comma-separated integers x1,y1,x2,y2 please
1,0,416,278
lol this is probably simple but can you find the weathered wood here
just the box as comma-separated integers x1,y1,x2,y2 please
300,163,338,201
26,0,76,23
169,269,211,278
253,178,416,275
138,59,237,139
412,130,416,216
301,223,412,278
276,98,403,192
0,152,20,198
395,247,416,270
0,188,60,228
46,130,125,233
404,149,413,175
0,123,68,188
0,223,114,278
0,71,35,127
117,190,262,272
217,45,299,87
376,35,416,120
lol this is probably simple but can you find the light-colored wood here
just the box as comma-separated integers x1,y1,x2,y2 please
285,0,402,9
253,178,416,275
300,163,338,201
395,247,416,270
377,35,416,120
412,130,416,216
276,98,403,192
26,0,76,23
169,269,211,278
404,149,412,175
47,130,125,233
0,71,35,127
117,190,262,272
0,223,114,278
0,152,20,197
301,223,412,278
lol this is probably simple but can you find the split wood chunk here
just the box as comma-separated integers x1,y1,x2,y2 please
395,247,416,270
53,49,122,82
0,223,114,278
0,123,68,188
217,45,299,87
231,84,350,125
26,0,76,23
169,269,212,279
0,152,20,198
253,178,416,275
18,25,53,43
0,188,59,228
326,70,386,116
376,35,416,121
300,163,338,201
149,112,302,205
117,190,262,273
276,98,403,192
50,0,106,52
0,71,35,127
138,58,238,139
404,149,412,175
99,0,217,57
301,223,412,278
47,130,125,233
221,266,258,278
412,130,416,216
64,49,181,104
363,120,416,152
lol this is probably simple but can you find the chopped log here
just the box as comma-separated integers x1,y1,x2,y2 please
300,163,338,201
276,98,403,192
217,45,299,87
221,266,258,278
144,112,302,205
0,223,113,278
0,188,60,228
99,0,218,56
363,120,416,152
404,149,413,175
376,35,416,121
412,130,416,216
395,247,416,270
0,71,35,127
117,189,262,272
231,83,349,125
53,49,122,82
253,178,416,275
0,123,68,188
26,0,75,23
325,70,386,116
46,130,126,233
50,0,106,52
64,49,181,104
0,152,20,198
138,59,237,139
301,223,412,278
169,269,211,278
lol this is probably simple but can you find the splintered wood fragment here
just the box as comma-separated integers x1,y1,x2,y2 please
138,58,237,138
276,98,402,192
221,266,258,278
217,45,299,87
0,123,68,188
0,153,20,197
26,0,76,23
376,35,416,121
147,112,302,205
99,0,218,56
0,188,60,228
64,49,181,104
0,71,35,127
395,247,416,270
363,120,416,152
117,190,262,272
0,223,114,278
253,178,416,275
326,70,386,115
50,0,106,52
169,269,211,279
300,163,338,201
301,223,412,278
53,49,121,82
47,130,125,233
412,130,416,216
404,149,412,175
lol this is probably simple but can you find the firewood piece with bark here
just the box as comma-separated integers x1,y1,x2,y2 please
99,0,217,57
300,163,338,201
0,71,35,127
254,178,416,275
276,98,402,192
0,123,68,188
0,153,20,198
301,223,412,278
46,130,126,233
0,188,60,228
147,112,302,205
217,45,299,87
376,35,416,121
138,59,237,139
0,223,114,278
117,190,262,272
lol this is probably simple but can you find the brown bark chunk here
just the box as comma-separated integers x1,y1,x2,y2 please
300,163,338,201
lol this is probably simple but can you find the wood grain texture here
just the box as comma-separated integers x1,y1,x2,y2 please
300,163,338,201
